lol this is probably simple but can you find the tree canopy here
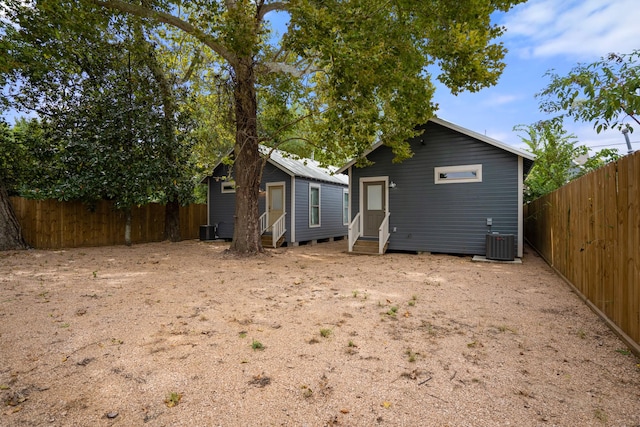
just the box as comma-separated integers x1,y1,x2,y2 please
537,50,640,134
516,118,620,203
2,0,525,253
1,2,203,243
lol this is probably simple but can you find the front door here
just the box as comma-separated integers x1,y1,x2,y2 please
362,180,386,237
267,184,284,228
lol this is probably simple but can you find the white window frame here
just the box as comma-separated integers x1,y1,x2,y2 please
309,184,321,227
221,180,236,193
434,164,483,184
342,189,349,226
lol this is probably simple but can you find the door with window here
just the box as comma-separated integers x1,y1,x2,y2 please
267,184,284,228
362,180,386,237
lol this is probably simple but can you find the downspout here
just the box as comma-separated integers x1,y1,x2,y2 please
517,157,524,258
291,176,296,244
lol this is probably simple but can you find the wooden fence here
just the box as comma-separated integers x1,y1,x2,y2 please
10,197,208,249
524,150,639,353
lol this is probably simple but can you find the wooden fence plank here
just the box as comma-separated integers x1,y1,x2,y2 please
9,197,207,249
602,162,617,320
524,150,640,351
627,153,639,342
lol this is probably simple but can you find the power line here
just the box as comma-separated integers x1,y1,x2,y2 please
589,141,639,149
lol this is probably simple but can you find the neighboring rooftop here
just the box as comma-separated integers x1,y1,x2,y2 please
208,146,348,186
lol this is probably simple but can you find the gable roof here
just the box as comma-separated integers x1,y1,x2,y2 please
267,148,348,185
208,147,348,186
337,117,535,173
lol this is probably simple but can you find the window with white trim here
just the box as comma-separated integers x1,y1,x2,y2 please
309,184,321,227
434,164,482,184
342,189,349,225
221,181,236,193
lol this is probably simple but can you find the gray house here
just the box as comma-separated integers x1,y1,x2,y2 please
203,149,349,247
337,117,535,258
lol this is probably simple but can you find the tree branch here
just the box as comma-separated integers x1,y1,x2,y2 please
180,50,201,84
90,0,238,66
261,61,321,77
257,1,289,20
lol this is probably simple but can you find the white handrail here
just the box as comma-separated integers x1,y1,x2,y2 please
348,212,361,252
378,212,390,254
270,213,287,248
259,212,268,235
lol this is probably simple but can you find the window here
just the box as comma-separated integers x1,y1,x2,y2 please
309,185,320,227
221,181,236,193
343,190,349,225
434,164,482,184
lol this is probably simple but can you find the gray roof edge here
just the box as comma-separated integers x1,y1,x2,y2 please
267,148,348,185
430,117,535,161
203,146,347,185
337,117,535,173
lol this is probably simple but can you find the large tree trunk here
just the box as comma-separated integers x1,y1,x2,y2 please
164,198,180,242
0,184,29,250
230,58,263,254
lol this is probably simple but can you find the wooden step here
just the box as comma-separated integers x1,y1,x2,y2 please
261,234,285,248
351,239,387,254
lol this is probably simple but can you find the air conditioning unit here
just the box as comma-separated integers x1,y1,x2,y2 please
486,233,515,261
199,225,217,241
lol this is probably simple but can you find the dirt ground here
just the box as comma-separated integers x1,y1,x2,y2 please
1,239,639,427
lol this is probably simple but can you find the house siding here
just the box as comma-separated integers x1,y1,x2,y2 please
294,178,348,242
350,121,520,255
208,162,290,241
208,161,347,244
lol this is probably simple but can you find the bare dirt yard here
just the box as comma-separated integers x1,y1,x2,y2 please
1,239,639,427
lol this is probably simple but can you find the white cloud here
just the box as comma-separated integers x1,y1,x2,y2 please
482,94,520,107
502,0,640,60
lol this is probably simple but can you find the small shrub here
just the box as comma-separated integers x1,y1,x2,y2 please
251,340,264,350
165,392,182,408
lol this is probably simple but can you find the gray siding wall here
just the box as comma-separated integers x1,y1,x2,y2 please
350,121,520,255
208,162,289,240
294,178,348,242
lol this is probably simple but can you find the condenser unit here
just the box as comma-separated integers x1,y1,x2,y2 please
485,233,515,261
199,225,217,241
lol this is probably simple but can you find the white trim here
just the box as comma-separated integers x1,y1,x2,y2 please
434,164,483,184
336,117,534,174
342,188,349,226
309,183,321,228
359,176,389,236
518,157,524,258
221,180,236,193
291,177,296,243
347,166,352,227
266,181,286,228
429,117,535,161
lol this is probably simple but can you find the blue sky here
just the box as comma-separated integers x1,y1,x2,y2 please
434,0,640,154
